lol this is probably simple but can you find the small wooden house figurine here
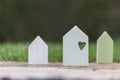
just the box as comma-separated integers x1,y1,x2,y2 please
63,25,89,66
97,31,113,63
28,36,48,64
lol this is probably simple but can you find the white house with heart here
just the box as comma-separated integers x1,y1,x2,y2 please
63,25,89,66
28,36,48,64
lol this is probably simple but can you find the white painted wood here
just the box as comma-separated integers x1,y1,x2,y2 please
28,36,48,64
63,25,89,66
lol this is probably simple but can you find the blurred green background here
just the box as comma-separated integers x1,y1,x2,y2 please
0,0,120,62
0,0,119,42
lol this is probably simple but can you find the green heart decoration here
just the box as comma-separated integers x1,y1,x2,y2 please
78,41,86,50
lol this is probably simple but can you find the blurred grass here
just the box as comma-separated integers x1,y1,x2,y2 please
0,43,28,62
48,42,62,62
0,40,119,62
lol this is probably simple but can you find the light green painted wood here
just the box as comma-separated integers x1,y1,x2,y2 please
97,31,113,64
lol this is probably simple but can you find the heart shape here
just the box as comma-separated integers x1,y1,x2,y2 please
78,41,86,50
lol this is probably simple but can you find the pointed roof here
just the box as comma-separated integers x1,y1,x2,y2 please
63,25,88,38
97,31,113,42
29,36,47,48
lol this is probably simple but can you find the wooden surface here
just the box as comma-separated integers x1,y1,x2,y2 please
0,62,120,80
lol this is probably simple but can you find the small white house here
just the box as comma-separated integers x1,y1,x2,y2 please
28,36,48,64
63,25,89,66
